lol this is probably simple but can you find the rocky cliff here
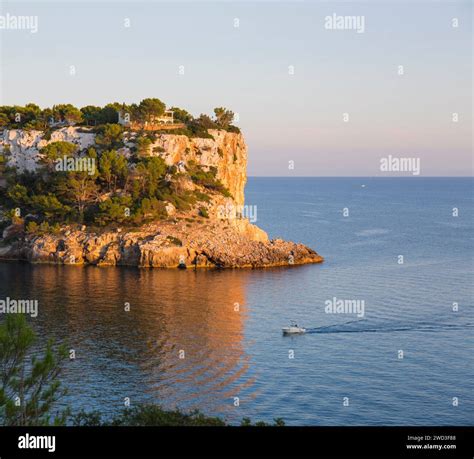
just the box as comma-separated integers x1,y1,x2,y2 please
1,127,96,173
0,127,323,268
146,129,247,208
1,127,247,207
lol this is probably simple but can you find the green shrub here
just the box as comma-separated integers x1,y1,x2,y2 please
187,162,232,197
71,404,285,427
40,141,78,164
26,220,61,236
166,236,183,246
95,196,132,226
136,136,152,157
134,197,167,223
194,191,210,202
198,207,209,218
29,194,71,219
227,125,241,134
95,124,124,149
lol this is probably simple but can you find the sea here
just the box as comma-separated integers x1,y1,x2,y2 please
0,177,472,425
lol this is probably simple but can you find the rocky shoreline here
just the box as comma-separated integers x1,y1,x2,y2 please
0,219,323,269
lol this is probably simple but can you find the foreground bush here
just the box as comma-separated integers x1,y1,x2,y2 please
71,404,285,427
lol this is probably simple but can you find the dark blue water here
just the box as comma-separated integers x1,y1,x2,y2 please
0,178,472,425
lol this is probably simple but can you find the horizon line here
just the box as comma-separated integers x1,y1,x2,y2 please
247,175,474,178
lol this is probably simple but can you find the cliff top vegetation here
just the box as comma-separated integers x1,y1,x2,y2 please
0,98,240,138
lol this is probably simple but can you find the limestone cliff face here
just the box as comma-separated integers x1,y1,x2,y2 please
147,129,247,208
0,127,96,172
0,127,247,208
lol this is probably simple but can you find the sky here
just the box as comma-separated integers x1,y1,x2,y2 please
0,0,472,176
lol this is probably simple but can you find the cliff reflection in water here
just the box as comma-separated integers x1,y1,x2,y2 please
0,264,258,419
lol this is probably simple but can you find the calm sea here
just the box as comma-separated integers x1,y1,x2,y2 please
0,178,472,425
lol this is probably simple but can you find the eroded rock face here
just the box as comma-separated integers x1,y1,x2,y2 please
0,127,96,172
145,129,247,207
1,127,247,208
0,127,324,269
0,220,323,268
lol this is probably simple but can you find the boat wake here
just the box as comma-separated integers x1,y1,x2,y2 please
306,319,474,335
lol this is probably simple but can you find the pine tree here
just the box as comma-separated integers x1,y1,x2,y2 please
0,314,69,426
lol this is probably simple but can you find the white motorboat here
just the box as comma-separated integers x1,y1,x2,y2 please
282,321,306,335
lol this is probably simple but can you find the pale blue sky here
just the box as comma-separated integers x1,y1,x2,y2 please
0,0,472,176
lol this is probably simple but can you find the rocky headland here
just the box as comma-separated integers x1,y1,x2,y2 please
0,105,323,269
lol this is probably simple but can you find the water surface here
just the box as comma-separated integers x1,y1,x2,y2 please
0,178,472,425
